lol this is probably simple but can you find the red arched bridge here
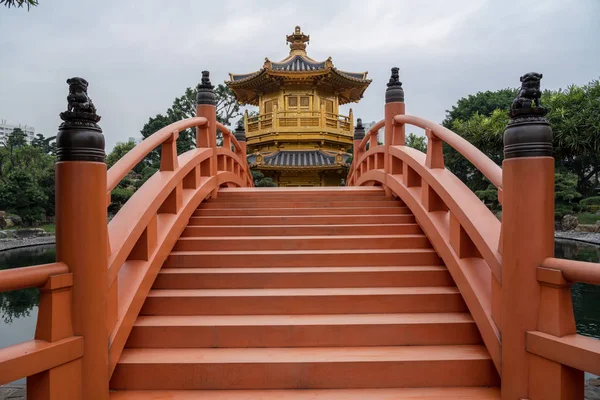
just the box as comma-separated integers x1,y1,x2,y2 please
0,70,599,400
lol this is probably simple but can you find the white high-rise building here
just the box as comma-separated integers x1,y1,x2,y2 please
0,120,35,144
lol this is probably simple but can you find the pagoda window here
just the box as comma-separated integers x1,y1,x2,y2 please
325,100,334,113
264,99,277,114
287,95,311,111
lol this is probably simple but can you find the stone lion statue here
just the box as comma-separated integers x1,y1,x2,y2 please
512,72,543,110
66,77,97,114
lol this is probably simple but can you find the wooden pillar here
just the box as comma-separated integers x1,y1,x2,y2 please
196,71,218,197
384,67,405,196
501,72,556,400
272,104,279,130
54,77,108,399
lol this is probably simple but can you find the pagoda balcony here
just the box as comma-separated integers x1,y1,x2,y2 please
245,110,353,141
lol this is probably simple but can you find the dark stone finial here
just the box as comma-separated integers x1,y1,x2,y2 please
196,70,216,105
503,72,552,159
56,77,105,162
354,118,365,141
234,119,246,142
385,67,404,103
510,72,547,117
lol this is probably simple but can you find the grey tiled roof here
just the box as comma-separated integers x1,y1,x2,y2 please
271,56,326,72
248,150,351,168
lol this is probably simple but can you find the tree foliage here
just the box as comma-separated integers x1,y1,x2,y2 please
442,79,600,207
0,129,55,225
140,82,241,168
251,170,277,187
406,133,427,153
555,170,581,218
0,0,38,9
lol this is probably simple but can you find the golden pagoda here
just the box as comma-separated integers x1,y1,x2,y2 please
226,26,371,187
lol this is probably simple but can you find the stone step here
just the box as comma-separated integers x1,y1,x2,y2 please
140,287,467,316
181,224,423,237
110,387,500,399
187,214,416,226
173,235,431,251
193,207,411,216
153,266,452,289
110,345,498,390
164,249,443,268
200,199,405,209
126,313,482,348
216,187,386,199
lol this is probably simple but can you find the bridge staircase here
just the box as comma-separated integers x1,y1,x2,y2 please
1,70,599,399
109,187,500,398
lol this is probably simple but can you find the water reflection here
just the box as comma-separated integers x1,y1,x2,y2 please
555,239,600,339
0,245,55,325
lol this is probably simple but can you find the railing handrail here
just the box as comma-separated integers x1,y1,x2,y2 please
0,262,68,293
107,116,208,192
393,115,503,189
215,122,241,153
542,257,600,285
358,119,385,151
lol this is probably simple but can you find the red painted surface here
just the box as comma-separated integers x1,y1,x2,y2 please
1,76,599,399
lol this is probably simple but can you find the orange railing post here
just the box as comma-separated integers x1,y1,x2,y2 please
500,73,581,399
384,67,405,195
54,77,108,399
196,70,218,197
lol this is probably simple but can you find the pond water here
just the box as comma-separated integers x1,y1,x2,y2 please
0,240,599,383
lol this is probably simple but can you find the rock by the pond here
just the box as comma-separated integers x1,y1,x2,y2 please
7,215,21,227
12,228,46,238
0,228,49,241
575,224,600,233
561,214,579,231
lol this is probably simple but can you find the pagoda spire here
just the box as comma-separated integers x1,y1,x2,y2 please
286,25,310,56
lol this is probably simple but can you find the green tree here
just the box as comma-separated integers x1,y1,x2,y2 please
406,133,427,152
442,80,600,198
105,140,149,214
0,129,55,223
31,133,56,155
141,82,241,168
0,0,38,9
251,170,277,187
106,140,146,174
445,109,508,192
0,169,47,225
555,170,581,218
442,89,517,129
544,81,600,197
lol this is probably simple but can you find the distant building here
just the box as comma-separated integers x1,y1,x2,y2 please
0,120,35,143
362,120,385,144
128,136,142,144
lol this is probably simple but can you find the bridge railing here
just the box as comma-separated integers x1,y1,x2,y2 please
347,68,600,399
0,71,252,399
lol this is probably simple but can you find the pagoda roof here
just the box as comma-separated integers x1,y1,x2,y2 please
226,26,371,106
248,150,351,170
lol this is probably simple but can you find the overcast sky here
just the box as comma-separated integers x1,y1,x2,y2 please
1,0,599,151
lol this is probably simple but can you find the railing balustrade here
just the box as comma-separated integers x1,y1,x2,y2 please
0,71,252,400
246,110,352,134
347,67,600,400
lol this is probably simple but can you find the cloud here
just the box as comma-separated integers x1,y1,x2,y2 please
0,0,598,151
